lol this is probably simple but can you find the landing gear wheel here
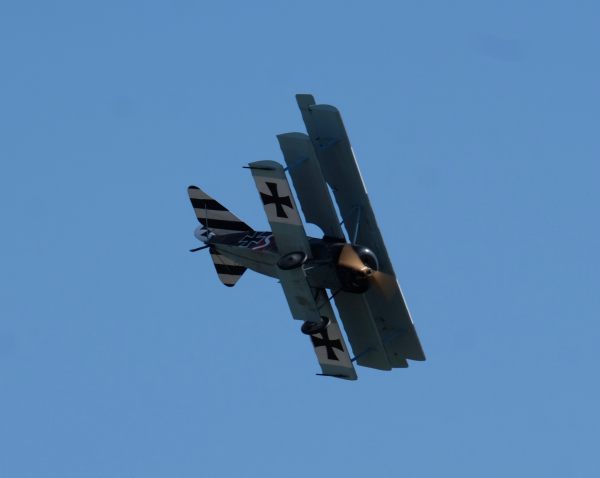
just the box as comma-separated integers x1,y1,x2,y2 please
300,315,330,336
277,251,307,270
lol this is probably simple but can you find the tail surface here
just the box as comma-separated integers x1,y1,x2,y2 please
209,249,246,287
187,185,253,287
187,186,253,235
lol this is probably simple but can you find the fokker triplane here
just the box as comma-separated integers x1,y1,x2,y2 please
188,95,425,380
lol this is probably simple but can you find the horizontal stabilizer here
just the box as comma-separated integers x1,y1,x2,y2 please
187,185,251,287
187,186,253,235
209,249,246,287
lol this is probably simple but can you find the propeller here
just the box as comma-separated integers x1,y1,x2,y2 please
371,270,397,299
337,244,396,298
338,244,370,273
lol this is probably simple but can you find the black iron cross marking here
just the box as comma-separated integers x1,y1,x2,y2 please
311,325,344,361
260,182,293,218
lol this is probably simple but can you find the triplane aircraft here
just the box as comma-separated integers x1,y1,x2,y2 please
188,95,425,380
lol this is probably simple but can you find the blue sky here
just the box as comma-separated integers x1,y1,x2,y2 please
1,1,599,476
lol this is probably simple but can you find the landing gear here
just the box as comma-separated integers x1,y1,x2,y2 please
300,315,330,335
277,251,307,270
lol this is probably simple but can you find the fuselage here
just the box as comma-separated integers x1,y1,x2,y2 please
194,227,342,289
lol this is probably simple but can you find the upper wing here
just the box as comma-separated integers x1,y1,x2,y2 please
295,95,392,271
364,278,425,363
296,94,425,363
277,133,345,240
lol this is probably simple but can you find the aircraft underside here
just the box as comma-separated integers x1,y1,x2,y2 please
187,94,426,380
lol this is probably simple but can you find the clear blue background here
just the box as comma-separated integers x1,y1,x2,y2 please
1,1,598,476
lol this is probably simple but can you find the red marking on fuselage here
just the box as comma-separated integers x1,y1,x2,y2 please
251,234,274,250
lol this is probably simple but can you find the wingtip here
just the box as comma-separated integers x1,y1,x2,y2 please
308,103,339,114
276,131,309,141
316,373,357,381
296,93,316,110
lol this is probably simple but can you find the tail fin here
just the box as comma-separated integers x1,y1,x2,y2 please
187,186,252,287
187,186,253,235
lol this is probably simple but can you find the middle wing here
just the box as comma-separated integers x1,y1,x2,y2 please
277,132,345,240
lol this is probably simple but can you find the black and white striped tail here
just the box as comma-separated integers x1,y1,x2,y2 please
209,249,246,287
187,186,253,236
187,185,252,287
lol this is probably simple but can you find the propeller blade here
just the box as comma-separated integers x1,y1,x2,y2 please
338,244,365,271
371,271,397,299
